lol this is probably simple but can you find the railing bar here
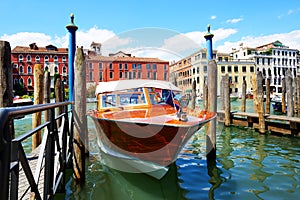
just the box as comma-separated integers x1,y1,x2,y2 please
5,102,72,120
34,128,49,183
55,113,66,121
19,146,42,200
13,122,50,142
53,172,63,194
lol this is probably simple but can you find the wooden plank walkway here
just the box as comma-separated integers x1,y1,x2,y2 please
17,154,45,200
217,110,300,136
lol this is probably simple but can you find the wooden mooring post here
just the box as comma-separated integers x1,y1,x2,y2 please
297,75,300,116
224,74,230,126
241,80,246,112
204,25,217,158
282,77,286,114
73,46,87,183
265,78,270,114
286,70,294,117
0,40,13,200
32,64,44,150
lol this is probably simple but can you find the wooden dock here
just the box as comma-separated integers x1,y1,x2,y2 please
217,110,300,136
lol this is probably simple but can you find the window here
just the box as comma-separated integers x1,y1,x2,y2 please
27,66,32,74
54,55,58,63
109,71,113,79
204,65,207,73
133,72,136,79
234,66,238,72
18,54,23,62
89,71,93,81
132,63,136,70
202,52,206,59
221,66,225,73
228,66,232,73
44,55,49,62
14,79,18,84
234,76,238,83
26,55,31,62
138,64,142,70
45,66,49,72
164,72,167,80
250,66,254,72
54,66,59,73
63,66,67,74
242,66,246,73
146,64,151,70
124,63,128,70
243,76,246,81
119,63,122,70
62,56,66,62
35,56,40,63
147,72,151,79
27,78,32,86
129,72,132,79
138,72,142,79
19,78,24,85
124,72,128,79
109,63,113,70
19,66,24,74
13,64,18,68
164,64,167,70
99,72,103,81
119,71,123,78
152,64,157,70
153,72,157,80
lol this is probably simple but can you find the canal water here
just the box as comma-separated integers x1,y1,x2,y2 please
14,100,300,200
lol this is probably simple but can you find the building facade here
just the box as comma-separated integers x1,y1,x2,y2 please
85,48,170,90
170,48,256,96
231,41,299,94
11,43,68,95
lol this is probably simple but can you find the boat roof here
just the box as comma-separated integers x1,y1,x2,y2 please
95,79,182,94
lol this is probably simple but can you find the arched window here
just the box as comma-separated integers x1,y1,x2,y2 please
45,66,49,72
27,66,32,74
14,78,19,85
35,55,40,63
18,54,23,62
44,55,49,62
19,78,24,85
26,55,31,62
54,55,58,63
27,78,32,86
19,66,24,74
54,66,59,73
63,66,67,74
62,56,66,62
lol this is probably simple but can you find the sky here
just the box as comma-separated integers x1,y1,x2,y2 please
1,0,300,61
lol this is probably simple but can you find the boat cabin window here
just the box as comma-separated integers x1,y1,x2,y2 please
100,88,147,108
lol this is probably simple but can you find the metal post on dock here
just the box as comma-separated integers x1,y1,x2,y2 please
73,46,87,183
32,64,44,150
204,25,217,158
0,40,13,200
66,13,78,102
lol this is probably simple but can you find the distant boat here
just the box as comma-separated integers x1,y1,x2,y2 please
87,79,216,179
13,98,33,106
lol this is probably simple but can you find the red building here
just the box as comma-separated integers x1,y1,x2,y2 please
85,46,170,90
11,43,68,95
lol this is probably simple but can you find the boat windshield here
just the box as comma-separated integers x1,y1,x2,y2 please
100,88,147,108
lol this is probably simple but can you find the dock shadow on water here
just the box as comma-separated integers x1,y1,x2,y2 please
60,117,300,200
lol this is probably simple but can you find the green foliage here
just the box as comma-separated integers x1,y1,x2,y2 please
13,83,25,96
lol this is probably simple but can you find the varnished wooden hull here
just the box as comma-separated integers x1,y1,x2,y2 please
88,106,215,167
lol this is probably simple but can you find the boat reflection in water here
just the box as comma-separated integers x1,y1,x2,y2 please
87,79,216,179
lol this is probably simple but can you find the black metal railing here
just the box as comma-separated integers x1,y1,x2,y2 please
0,102,73,200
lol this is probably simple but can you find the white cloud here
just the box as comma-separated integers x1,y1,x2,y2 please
226,18,243,24
0,32,58,49
216,30,300,52
211,15,217,20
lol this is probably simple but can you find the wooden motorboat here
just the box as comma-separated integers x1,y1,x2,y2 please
87,79,216,179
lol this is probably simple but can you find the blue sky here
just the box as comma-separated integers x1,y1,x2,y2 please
1,0,300,61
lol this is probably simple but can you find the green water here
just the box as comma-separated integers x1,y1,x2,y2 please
14,101,300,199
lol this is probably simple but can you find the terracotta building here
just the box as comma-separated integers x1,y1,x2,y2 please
85,43,169,89
11,43,68,94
